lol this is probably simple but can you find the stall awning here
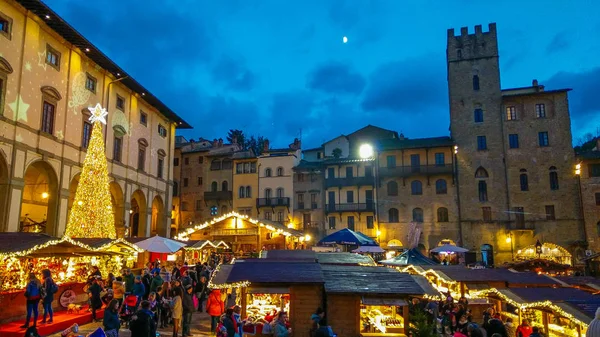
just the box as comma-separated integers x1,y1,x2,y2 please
362,297,407,306
248,287,290,294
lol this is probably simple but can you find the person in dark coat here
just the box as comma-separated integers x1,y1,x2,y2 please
222,308,237,337
150,271,164,294
21,273,42,329
181,285,195,337
88,278,103,322
141,270,152,300
130,300,157,337
103,299,121,336
486,317,508,337
87,266,102,284
194,276,207,312
123,269,135,294
41,269,57,324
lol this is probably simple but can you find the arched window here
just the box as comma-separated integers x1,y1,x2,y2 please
475,167,489,178
411,180,422,195
473,75,480,91
435,179,447,194
276,188,284,198
222,180,228,192
265,168,272,177
478,181,488,202
412,208,424,223
246,186,251,198
265,188,272,199
388,208,399,222
211,181,218,192
519,169,529,191
549,166,559,190
238,186,245,198
387,181,398,196
276,167,284,176
210,159,221,170
437,207,449,222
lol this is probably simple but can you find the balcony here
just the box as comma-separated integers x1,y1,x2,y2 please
325,203,374,213
256,197,290,208
379,164,453,178
203,191,233,200
324,176,375,188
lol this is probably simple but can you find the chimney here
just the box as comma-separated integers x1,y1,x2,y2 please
263,139,270,152
532,79,538,87
218,138,223,147
289,138,301,150
212,139,218,147
399,133,405,140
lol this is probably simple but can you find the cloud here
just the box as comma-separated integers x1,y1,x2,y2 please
546,32,571,54
210,56,257,92
306,62,366,95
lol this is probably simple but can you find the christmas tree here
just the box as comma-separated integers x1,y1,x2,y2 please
65,103,116,239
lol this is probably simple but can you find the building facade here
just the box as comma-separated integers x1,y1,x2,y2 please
203,139,239,220
0,0,189,238
232,150,258,218
292,160,324,240
578,140,600,253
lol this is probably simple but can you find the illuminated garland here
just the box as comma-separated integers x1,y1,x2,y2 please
175,211,303,241
207,263,251,290
184,240,230,251
0,236,143,259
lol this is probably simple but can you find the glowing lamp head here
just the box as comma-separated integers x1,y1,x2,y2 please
287,223,295,229
77,201,83,206
41,192,49,199
454,145,458,154
575,163,581,175
505,237,512,243
376,230,381,236
359,144,374,159
305,234,311,242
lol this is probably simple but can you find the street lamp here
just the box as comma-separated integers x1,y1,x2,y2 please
359,144,374,159
535,240,543,259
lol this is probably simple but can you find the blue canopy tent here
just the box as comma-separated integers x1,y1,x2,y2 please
380,247,437,266
318,228,378,246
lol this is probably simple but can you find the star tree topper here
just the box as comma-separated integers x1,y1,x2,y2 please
88,103,108,124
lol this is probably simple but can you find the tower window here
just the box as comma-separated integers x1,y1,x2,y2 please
506,106,517,120
519,170,528,191
412,208,424,223
478,181,488,202
437,207,449,222
457,50,462,59
536,104,546,118
549,166,559,190
509,134,519,149
545,205,555,220
539,132,549,147
473,75,480,91
477,136,487,151
474,108,483,123
435,179,447,194
411,180,422,195
388,208,399,223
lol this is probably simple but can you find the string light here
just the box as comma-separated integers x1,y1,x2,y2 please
184,240,230,250
65,104,116,239
207,263,251,289
0,236,142,259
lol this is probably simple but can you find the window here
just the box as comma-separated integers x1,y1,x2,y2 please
157,157,164,179
328,217,336,230
297,173,305,182
210,159,221,170
437,207,449,222
365,166,373,177
347,216,355,231
173,181,179,197
41,101,55,134
457,49,462,59
174,158,179,166
211,181,218,192
477,136,487,150
411,180,422,195
412,208,423,222
45,44,60,70
239,186,245,198
222,181,228,192
183,178,188,187
0,12,12,39
435,179,447,194
536,103,546,118
386,156,396,168
327,167,335,178
265,188,272,199
236,163,243,174
245,186,251,198
538,132,549,147
514,207,525,227
549,166,559,190
265,168,272,177
474,108,483,123
311,193,318,209
509,134,519,149
199,156,204,164
366,216,374,229
222,159,232,170
85,74,96,93
520,170,529,191
387,181,398,196
482,207,492,222
276,167,284,176
250,162,256,173
113,137,122,163
158,124,167,138
277,212,283,222
265,212,272,221
478,181,488,201
596,193,600,206
276,188,284,198
590,164,600,178
116,95,125,110
597,221,600,237
317,152,323,159
184,157,189,165
297,193,304,209
435,153,445,166
475,167,489,178
346,191,354,203
195,200,202,211
197,177,202,186
506,106,517,120
345,166,353,178
82,121,92,149
545,205,555,220
410,154,420,171
473,75,480,91
389,208,399,223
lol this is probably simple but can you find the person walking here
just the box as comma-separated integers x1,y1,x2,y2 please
206,289,225,333
112,276,126,308
88,278,103,322
223,308,238,337
133,276,146,308
182,285,195,337
516,319,533,337
142,270,152,300
20,273,42,329
130,300,157,337
150,271,164,294
194,276,207,312
171,287,183,337
124,269,135,294
160,265,172,283
103,299,121,337
40,269,58,324
586,308,600,337
505,318,516,337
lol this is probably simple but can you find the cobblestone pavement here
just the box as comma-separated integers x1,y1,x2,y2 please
48,311,213,337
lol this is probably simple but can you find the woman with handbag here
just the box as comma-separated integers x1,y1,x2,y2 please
20,273,42,329
41,269,58,324
103,299,121,337
88,278,103,322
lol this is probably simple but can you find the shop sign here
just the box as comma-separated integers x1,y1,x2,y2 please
59,289,78,308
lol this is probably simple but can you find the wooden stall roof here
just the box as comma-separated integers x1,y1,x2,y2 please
557,300,600,323
425,265,558,285
211,260,324,287
316,252,377,266
553,276,600,292
261,249,317,262
411,275,443,299
498,287,595,303
321,265,425,296
0,232,57,253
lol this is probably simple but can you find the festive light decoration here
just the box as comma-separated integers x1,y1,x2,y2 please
175,212,303,241
184,240,230,250
207,263,251,290
65,104,116,238
0,236,142,259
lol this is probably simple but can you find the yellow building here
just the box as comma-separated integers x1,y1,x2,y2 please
232,150,258,218
0,0,190,237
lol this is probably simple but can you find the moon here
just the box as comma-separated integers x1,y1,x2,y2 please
343,36,348,44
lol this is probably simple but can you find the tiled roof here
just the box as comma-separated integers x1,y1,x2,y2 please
262,250,317,262
378,137,454,151
316,252,377,266
321,265,424,295
224,260,324,284
303,147,323,152
14,0,191,128
72,238,115,248
501,88,571,98
293,160,322,171
577,150,600,160
322,157,374,165
231,150,256,160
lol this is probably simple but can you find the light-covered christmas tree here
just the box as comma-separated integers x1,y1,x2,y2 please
65,103,116,239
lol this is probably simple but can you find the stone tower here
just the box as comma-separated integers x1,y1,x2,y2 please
447,24,510,235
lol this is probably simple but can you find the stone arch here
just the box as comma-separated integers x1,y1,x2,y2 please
110,181,125,238
130,189,147,237
151,195,165,236
0,151,9,231
20,160,59,236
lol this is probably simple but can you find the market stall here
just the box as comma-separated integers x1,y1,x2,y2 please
380,248,438,267
185,240,230,264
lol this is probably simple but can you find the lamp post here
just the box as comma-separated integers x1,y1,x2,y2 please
506,232,514,261
535,240,543,259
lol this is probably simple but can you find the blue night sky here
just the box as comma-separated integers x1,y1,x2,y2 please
46,0,600,148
